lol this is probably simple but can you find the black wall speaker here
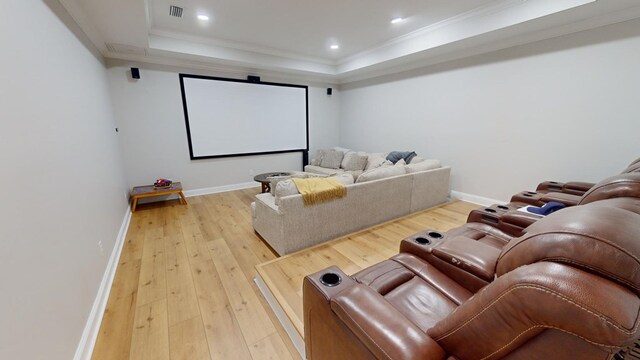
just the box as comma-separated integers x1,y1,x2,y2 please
131,67,140,79
327,87,333,96
247,75,261,83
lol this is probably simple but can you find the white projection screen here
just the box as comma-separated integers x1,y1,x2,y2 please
179,74,308,159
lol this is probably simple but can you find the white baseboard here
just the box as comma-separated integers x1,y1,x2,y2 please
254,274,305,359
183,181,258,197
73,206,132,360
450,190,505,207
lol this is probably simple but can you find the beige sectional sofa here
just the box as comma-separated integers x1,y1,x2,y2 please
251,165,451,255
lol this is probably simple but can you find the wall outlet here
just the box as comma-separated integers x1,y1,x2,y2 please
98,241,104,254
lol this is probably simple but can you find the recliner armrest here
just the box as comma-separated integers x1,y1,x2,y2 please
536,181,565,192
540,192,581,206
563,181,595,194
331,284,446,360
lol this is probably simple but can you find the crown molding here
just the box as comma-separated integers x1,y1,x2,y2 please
149,28,336,66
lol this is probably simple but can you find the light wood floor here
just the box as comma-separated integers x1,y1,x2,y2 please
255,200,478,343
91,188,478,360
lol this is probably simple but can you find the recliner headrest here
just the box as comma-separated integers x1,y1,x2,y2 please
497,206,640,294
623,162,640,174
578,173,640,205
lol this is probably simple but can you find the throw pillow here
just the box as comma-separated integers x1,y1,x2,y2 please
320,150,344,169
274,179,299,205
405,159,442,173
356,162,406,183
268,173,307,195
365,153,387,170
341,152,368,171
333,146,352,154
409,156,425,164
386,151,417,164
310,149,327,166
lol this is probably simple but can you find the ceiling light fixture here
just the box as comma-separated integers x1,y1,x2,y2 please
330,44,339,50
391,17,404,24
197,14,209,21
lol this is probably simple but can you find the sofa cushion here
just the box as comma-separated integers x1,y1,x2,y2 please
320,150,344,169
365,153,388,170
342,152,368,171
406,159,441,173
356,162,407,183
310,149,328,166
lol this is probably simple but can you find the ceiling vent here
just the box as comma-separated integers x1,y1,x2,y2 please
169,5,183,18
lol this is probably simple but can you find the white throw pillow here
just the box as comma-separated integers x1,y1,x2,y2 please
320,150,344,169
405,159,442,173
310,149,327,166
409,156,425,164
365,153,387,170
274,179,299,205
341,152,368,171
356,162,406,183
333,146,352,154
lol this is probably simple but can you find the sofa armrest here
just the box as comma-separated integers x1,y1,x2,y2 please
331,284,446,360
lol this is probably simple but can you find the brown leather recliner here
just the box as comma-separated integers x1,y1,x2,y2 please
461,173,640,241
510,172,640,207
528,156,640,197
303,205,640,360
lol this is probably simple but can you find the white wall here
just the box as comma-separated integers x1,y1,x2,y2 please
0,1,128,359
339,18,640,202
106,61,340,192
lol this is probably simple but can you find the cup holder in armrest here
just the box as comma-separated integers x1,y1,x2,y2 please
526,191,537,195
484,208,497,213
415,237,431,245
523,193,533,197
414,231,442,245
497,205,509,210
320,272,342,287
550,181,560,184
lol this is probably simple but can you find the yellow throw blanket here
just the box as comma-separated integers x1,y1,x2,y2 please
292,177,347,206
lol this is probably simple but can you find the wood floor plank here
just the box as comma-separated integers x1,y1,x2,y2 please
168,317,211,360
136,227,166,306
130,298,170,360
207,237,277,346
189,256,252,360
91,258,141,360
164,234,201,326
248,333,295,360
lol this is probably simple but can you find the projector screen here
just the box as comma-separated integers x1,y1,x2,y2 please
179,74,308,159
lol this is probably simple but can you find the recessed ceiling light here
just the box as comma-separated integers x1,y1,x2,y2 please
330,44,339,50
197,14,209,21
391,17,404,24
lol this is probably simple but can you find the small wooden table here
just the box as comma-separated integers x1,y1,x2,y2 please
130,182,187,212
253,172,291,193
